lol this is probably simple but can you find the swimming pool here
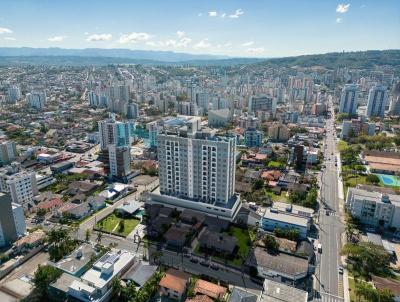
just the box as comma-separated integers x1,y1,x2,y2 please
375,174,400,187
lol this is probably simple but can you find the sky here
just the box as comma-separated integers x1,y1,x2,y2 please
0,0,399,58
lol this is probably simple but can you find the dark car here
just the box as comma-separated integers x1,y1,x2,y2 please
190,257,199,263
210,263,219,270
200,260,210,267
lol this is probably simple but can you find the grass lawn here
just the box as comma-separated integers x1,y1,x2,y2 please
265,190,289,203
224,226,254,266
337,140,349,152
267,161,285,169
96,213,140,237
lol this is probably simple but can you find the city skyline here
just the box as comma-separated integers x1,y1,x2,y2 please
0,0,399,57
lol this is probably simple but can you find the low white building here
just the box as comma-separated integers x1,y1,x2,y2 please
36,173,56,190
260,208,310,239
68,249,135,302
0,163,38,208
346,187,400,229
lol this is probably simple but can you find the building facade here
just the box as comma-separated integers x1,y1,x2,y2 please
346,187,400,229
366,85,388,118
339,84,358,115
0,193,26,247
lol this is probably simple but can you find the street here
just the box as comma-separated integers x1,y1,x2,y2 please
314,103,345,302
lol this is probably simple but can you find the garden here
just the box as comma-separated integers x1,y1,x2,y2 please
96,213,140,237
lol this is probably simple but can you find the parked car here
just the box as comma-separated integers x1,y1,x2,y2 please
210,263,219,270
200,260,210,267
190,257,199,263
338,265,344,274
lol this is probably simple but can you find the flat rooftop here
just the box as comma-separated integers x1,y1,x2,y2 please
261,279,308,302
81,249,135,289
262,209,309,227
53,243,95,276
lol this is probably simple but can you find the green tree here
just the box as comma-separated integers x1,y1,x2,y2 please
263,235,279,254
118,220,125,233
366,174,380,185
341,242,391,278
252,179,264,191
32,265,62,300
36,208,47,220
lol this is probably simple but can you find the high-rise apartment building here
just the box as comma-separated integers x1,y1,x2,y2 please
0,141,17,167
98,116,132,181
98,117,131,150
26,90,46,110
127,102,139,119
196,92,209,113
7,85,21,104
0,163,38,207
0,193,26,247
390,96,400,116
339,84,358,115
366,85,388,118
248,95,277,117
148,116,240,220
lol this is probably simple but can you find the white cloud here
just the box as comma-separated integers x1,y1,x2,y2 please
176,31,185,38
336,17,343,23
193,39,211,49
208,11,218,17
48,35,66,42
247,47,265,55
229,9,244,18
86,33,112,42
178,37,192,47
119,32,151,44
242,41,254,47
221,13,226,18
146,35,192,49
336,4,350,13
0,27,13,34
4,37,16,41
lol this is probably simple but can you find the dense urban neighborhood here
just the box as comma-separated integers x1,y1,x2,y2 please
0,47,399,302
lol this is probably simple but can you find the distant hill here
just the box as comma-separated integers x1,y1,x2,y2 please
256,50,400,69
0,47,265,66
0,47,231,62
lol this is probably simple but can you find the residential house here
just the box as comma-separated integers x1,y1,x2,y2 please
198,228,237,255
193,279,227,300
159,268,190,301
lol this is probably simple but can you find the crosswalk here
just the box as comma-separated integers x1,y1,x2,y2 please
314,292,344,302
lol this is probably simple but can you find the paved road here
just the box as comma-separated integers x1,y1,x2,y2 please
314,103,345,301
148,246,263,295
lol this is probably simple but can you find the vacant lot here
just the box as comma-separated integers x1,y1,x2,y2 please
96,213,140,237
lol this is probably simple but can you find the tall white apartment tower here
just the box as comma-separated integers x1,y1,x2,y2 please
148,116,241,220
0,163,38,207
339,84,358,115
26,90,47,110
7,86,21,104
98,118,131,150
366,85,388,118
0,141,17,167
98,117,131,181
0,193,26,247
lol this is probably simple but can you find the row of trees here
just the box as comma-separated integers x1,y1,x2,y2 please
47,228,79,262
354,281,394,302
274,227,300,241
341,242,391,278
